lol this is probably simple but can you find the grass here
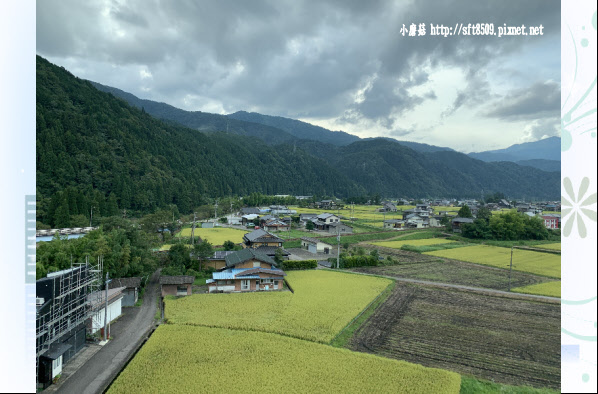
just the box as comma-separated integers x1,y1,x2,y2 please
330,280,396,348
460,376,560,394
164,270,391,343
108,325,462,394
400,242,472,253
370,238,454,249
512,281,561,298
176,227,248,245
424,245,561,278
533,243,561,251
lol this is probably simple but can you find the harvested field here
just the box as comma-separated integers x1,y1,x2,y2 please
351,260,557,291
370,238,454,248
349,282,560,390
425,245,561,278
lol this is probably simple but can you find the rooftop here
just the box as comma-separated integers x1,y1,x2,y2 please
159,275,195,285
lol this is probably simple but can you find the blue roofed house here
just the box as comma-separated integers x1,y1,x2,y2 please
206,248,286,293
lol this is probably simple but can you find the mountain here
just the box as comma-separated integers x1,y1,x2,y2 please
469,137,561,163
90,82,298,145
228,111,359,146
36,56,364,225
37,55,560,227
293,138,560,199
514,159,560,172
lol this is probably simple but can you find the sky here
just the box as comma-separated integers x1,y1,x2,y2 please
36,0,561,153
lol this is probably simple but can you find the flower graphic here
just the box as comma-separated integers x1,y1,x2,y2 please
562,177,597,238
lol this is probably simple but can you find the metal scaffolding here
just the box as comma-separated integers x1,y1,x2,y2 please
36,256,103,386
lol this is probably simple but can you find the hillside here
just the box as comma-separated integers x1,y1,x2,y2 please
36,56,363,225
469,137,561,163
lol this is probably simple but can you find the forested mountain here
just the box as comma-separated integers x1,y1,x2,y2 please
227,111,359,146
293,139,560,199
37,56,363,226
514,159,560,173
468,137,561,163
37,56,559,228
90,82,298,145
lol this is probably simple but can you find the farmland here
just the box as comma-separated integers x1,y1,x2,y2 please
351,260,557,291
511,281,561,298
533,243,561,251
424,245,561,278
108,325,461,394
348,282,560,389
165,270,392,343
177,227,248,245
370,238,455,248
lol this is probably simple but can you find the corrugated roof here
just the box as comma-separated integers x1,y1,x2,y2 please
159,275,195,285
300,237,331,245
108,277,141,289
43,342,72,360
88,287,125,309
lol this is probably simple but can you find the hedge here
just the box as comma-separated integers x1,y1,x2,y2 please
281,260,318,270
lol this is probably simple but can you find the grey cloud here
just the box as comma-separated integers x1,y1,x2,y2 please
484,81,560,121
36,0,560,128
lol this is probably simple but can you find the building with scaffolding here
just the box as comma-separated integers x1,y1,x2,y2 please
36,259,102,389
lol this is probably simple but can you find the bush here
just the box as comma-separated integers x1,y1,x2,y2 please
335,255,378,268
281,260,318,270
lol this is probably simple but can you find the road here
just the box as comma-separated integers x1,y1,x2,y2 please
55,269,160,394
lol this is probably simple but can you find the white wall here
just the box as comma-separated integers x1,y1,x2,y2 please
90,297,123,334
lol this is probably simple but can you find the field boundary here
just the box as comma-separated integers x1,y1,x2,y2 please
323,268,560,304
329,281,395,347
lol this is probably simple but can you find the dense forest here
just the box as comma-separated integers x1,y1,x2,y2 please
37,56,363,227
37,55,560,228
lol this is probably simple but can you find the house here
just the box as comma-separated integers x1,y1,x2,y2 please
206,251,237,270
159,276,194,297
263,218,291,231
405,214,429,229
240,207,261,215
108,277,142,307
206,248,286,293
499,199,512,208
241,214,259,226
301,237,333,254
451,217,474,233
383,219,406,230
87,286,125,335
36,266,91,389
314,200,337,209
542,215,560,229
402,208,430,219
243,229,284,248
380,202,397,212
299,213,318,224
326,222,353,234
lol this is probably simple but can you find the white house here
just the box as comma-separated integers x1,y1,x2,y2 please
300,237,333,254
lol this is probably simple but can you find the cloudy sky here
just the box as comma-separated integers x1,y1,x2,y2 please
36,0,560,152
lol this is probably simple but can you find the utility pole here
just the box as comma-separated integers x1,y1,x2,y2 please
190,212,197,245
508,246,514,291
90,206,94,227
214,200,218,221
104,269,111,342
336,224,341,269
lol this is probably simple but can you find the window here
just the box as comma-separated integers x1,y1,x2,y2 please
217,280,225,285
253,261,260,268
274,281,279,286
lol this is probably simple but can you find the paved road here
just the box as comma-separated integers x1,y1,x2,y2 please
330,269,560,303
56,269,160,394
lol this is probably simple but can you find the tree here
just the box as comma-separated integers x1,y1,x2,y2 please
168,243,191,272
458,204,473,218
305,221,315,231
476,206,492,223
274,248,284,265
193,241,214,271
223,240,235,251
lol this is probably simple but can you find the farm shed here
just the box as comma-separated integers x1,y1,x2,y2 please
243,228,284,248
108,277,142,307
451,217,474,233
160,276,194,297
300,237,333,254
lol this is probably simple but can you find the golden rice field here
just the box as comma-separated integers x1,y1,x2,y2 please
108,325,461,394
370,238,454,249
165,270,391,343
535,243,561,251
424,245,561,278
512,281,561,298
177,227,248,245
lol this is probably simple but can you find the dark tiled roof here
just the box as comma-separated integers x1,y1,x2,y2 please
300,237,331,245
241,208,261,215
255,246,290,256
452,217,474,223
159,275,195,285
236,267,286,277
244,229,283,243
225,248,277,267
108,277,142,289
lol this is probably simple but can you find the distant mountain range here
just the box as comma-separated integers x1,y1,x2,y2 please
35,56,559,220
469,137,560,172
